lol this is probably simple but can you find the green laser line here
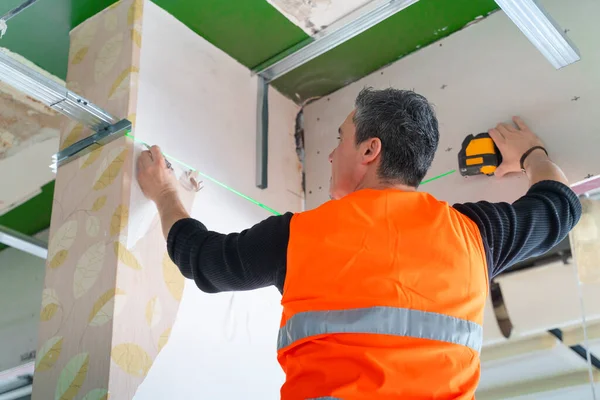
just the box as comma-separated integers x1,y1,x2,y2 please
125,133,455,215
125,133,281,215
421,169,457,185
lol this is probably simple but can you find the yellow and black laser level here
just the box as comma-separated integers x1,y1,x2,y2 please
458,132,502,176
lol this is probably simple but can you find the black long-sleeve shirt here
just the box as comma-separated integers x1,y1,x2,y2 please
167,180,581,294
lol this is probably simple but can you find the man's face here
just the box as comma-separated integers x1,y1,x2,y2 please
328,110,366,200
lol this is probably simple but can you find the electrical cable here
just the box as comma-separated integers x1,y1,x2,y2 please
126,133,456,216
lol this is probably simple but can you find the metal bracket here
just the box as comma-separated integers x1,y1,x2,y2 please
256,76,269,189
51,119,132,171
0,50,117,132
253,0,419,82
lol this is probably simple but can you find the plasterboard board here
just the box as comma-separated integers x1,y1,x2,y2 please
303,0,600,209
0,137,58,216
132,2,302,399
495,262,600,336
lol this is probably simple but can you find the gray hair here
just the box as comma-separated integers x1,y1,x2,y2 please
354,87,439,187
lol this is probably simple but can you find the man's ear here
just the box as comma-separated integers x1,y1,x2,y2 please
361,138,382,164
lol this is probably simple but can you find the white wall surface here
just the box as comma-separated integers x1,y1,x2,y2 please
133,2,302,399
303,0,600,209
0,231,48,372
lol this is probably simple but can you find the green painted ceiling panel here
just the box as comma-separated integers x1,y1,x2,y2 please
0,181,54,251
152,0,308,69
72,0,118,28
272,0,499,102
0,0,71,79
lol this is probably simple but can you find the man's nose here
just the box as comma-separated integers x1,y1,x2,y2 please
328,150,334,163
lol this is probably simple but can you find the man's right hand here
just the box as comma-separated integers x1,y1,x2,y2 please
489,116,568,186
488,116,546,178
137,145,179,204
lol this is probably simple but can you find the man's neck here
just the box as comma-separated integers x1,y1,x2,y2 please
354,178,417,193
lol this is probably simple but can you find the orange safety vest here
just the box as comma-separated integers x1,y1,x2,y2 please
278,189,488,400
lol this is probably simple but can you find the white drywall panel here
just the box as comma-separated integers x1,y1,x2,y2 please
133,2,302,399
0,137,58,216
303,0,600,209
0,231,48,373
478,344,587,392
480,381,599,400
495,262,600,337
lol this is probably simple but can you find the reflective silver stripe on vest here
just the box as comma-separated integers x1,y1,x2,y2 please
278,306,483,353
309,397,342,400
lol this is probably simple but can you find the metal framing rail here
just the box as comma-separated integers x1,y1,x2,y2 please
253,0,419,83
0,225,47,259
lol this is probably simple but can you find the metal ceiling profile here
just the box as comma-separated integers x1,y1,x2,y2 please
0,50,131,172
254,0,419,82
253,0,419,189
0,225,47,259
0,0,38,37
494,0,580,69
0,0,37,22
0,51,116,132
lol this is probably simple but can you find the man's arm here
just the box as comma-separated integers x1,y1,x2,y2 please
137,145,291,293
454,117,582,279
167,214,292,293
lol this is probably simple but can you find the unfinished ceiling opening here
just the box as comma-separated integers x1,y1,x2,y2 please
267,0,378,34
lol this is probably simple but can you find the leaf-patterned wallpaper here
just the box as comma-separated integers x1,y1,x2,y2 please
32,1,198,398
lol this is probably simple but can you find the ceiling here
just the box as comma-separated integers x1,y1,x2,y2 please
0,0,499,100
0,0,499,246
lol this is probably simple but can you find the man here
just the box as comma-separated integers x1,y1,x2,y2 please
137,88,581,399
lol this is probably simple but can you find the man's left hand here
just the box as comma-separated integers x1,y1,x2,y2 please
137,145,179,205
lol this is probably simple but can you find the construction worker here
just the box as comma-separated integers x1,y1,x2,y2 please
137,88,581,399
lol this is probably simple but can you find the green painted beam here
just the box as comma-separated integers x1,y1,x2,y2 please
1,0,308,78
271,0,499,103
0,181,54,252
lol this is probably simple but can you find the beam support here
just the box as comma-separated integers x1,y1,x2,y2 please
256,76,269,189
